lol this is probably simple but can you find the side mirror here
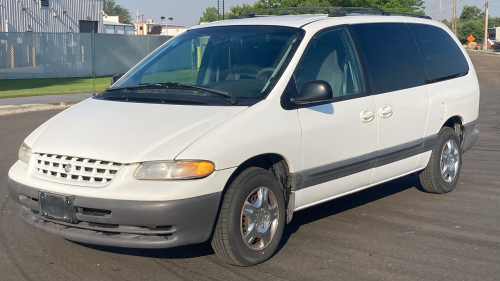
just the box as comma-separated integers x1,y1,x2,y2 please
111,74,122,85
291,80,333,106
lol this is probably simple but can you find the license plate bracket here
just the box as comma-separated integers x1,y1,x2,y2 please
39,192,76,223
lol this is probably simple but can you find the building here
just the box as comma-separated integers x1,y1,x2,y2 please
488,27,500,41
161,24,188,37
103,15,134,35
134,19,188,36
0,0,103,33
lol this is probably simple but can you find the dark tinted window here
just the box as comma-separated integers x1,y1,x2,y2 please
350,23,426,94
408,23,469,82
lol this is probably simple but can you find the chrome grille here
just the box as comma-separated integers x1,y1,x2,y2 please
31,153,122,187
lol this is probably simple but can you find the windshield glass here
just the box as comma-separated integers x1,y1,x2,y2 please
103,25,304,106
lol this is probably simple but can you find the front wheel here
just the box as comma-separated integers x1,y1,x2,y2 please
211,167,286,266
419,127,462,194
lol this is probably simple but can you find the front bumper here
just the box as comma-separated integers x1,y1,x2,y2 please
8,177,221,249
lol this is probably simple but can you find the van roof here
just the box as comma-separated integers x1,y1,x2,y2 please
192,14,329,29
191,7,431,30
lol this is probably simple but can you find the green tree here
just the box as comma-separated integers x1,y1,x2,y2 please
226,0,425,17
226,3,258,17
103,0,132,24
372,0,425,14
199,7,220,23
457,19,483,44
459,5,484,21
441,19,452,30
488,16,500,28
455,5,491,44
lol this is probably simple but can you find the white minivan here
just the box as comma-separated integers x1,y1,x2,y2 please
8,8,480,266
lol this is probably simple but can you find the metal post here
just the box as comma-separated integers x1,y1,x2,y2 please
92,30,96,94
10,46,14,68
218,0,225,20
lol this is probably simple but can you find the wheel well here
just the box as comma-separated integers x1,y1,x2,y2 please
226,154,292,199
442,115,464,145
208,154,293,242
218,154,293,216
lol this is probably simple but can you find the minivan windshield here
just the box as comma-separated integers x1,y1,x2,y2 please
99,25,304,106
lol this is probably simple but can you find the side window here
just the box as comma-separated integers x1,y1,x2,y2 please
407,23,469,82
294,28,364,98
350,23,426,94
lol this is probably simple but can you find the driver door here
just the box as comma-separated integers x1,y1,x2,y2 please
295,27,378,208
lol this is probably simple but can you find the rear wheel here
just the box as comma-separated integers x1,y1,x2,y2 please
419,127,462,194
211,167,285,266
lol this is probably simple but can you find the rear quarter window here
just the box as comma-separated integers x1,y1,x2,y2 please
407,23,469,83
350,23,426,94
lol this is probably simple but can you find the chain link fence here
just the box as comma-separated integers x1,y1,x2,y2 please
0,32,171,79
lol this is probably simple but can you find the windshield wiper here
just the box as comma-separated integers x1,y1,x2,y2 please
104,82,236,105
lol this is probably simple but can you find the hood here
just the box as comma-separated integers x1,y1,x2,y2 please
25,98,247,163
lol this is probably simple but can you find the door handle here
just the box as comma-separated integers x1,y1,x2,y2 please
379,105,393,118
360,109,375,123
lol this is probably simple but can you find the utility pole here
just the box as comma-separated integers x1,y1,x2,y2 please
433,1,435,21
484,0,489,50
440,0,442,22
451,0,457,35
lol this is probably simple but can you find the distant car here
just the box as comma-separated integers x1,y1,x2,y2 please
8,8,480,266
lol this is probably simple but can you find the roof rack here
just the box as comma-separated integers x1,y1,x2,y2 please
238,7,431,20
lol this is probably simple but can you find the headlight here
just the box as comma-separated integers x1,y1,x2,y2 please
18,143,32,164
134,160,215,180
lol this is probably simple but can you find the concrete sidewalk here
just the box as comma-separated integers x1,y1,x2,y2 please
0,93,93,106
0,93,93,116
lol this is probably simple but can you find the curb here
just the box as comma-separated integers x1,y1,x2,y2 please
0,100,81,116
468,50,500,56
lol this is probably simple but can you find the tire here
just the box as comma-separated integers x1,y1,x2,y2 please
419,127,462,194
211,167,286,266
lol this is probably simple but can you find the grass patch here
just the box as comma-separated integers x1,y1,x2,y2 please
141,69,199,85
0,77,112,99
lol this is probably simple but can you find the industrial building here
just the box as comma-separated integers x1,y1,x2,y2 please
488,26,500,41
0,0,103,33
103,15,134,34
134,19,188,36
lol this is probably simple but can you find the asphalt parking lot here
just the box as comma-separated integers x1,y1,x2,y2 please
0,51,499,281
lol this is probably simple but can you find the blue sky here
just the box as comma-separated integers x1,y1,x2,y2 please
118,0,499,27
